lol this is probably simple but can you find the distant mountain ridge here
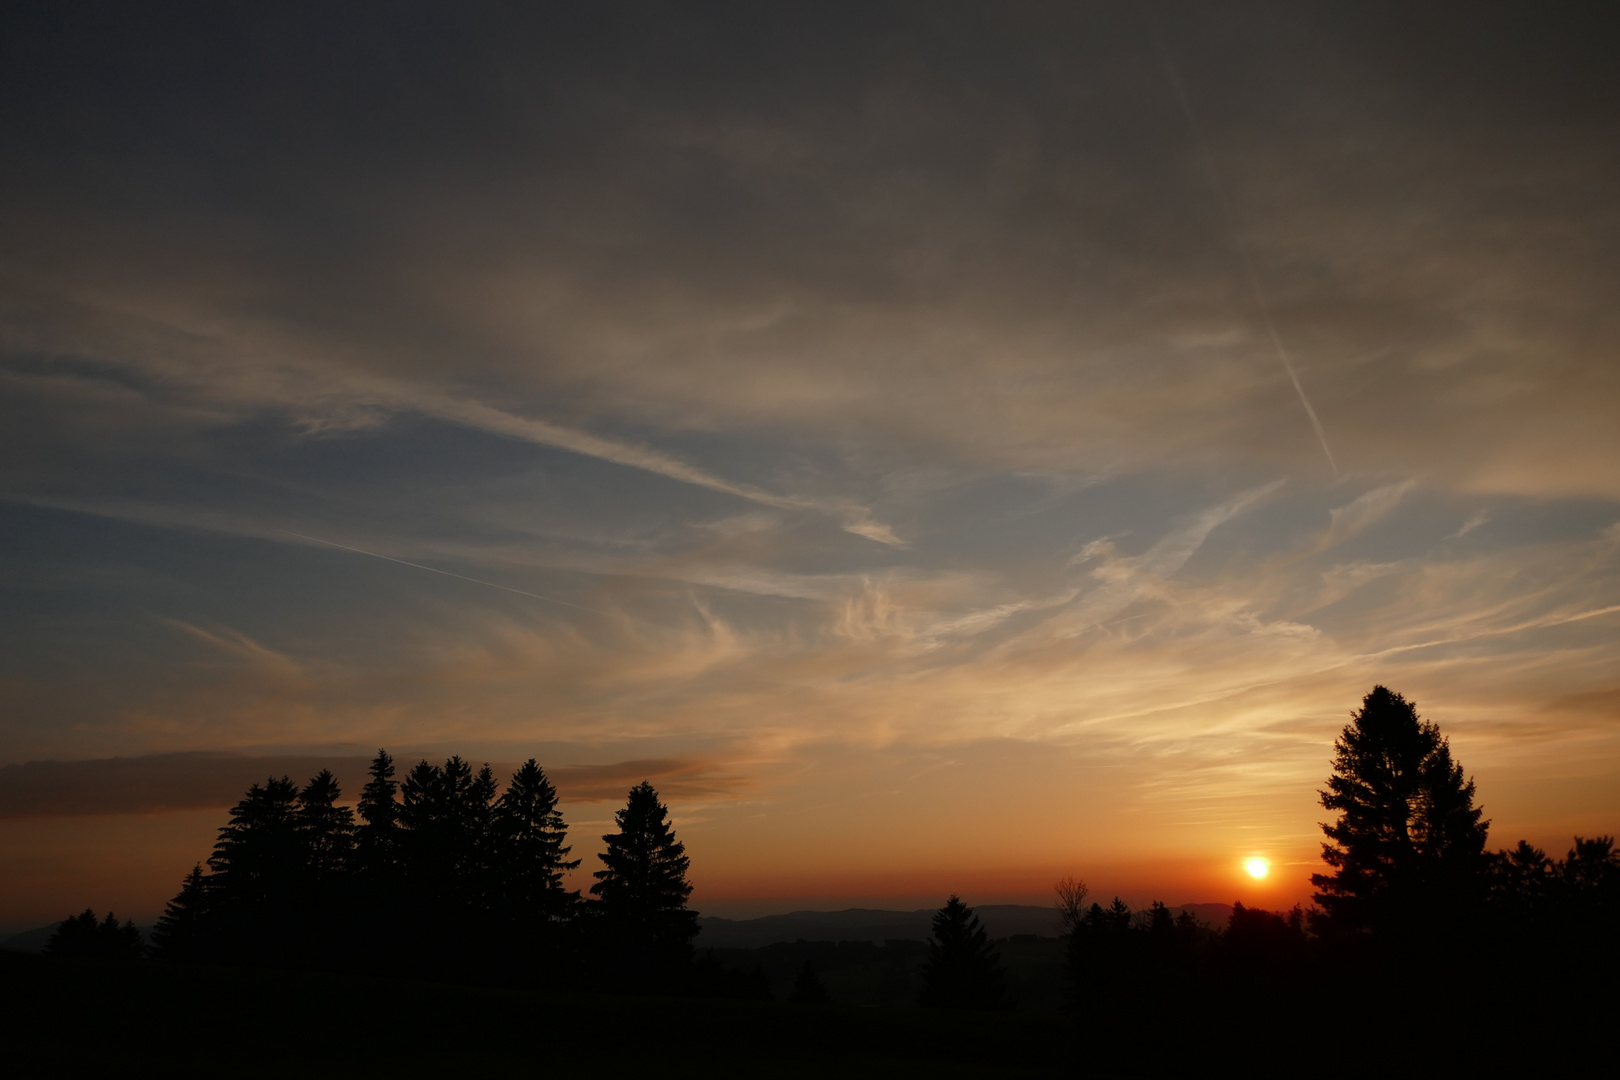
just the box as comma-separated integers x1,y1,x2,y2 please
696,903,1233,949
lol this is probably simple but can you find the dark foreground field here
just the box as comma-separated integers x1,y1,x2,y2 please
3,951,1072,1079
9,947,1601,1078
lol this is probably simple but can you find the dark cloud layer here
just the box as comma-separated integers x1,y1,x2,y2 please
0,752,743,818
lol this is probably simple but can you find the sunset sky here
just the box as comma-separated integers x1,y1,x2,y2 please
3,2,1618,931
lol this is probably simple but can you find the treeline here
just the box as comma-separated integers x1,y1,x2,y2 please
40,685,1620,1068
109,752,705,992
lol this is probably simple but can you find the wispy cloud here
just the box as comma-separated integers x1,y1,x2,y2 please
1321,480,1416,550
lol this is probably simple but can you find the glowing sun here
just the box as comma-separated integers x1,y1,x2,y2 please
1246,858,1269,879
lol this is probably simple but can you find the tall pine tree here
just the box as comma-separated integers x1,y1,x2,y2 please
590,782,697,972
495,759,580,923
209,777,303,913
297,769,355,883
1312,686,1491,936
354,749,400,879
152,865,213,962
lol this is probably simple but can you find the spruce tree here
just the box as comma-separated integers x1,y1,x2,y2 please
590,782,697,958
494,759,580,923
399,758,476,910
354,749,400,877
919,895,1008,1010
468,763,500,909
297,770,356,883
397,754,502,978
1312,686,1491,936
206,776,307,962
209,777,303,910
152,865,213,961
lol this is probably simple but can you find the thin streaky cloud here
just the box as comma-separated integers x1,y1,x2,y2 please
159,619,302,676
282,531,611,616
1149,11,1339,479
1356,604,1620,662
400,392,904,546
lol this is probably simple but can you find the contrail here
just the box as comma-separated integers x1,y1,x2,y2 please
1146,8,1339,479
283,531,608,615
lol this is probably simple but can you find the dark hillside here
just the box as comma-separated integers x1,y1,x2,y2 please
699,934,1068,1010
4,951,1071,1078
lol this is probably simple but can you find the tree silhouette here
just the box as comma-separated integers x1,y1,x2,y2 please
297,770,355,883
590,782,697,969
354,749,400,879
1489,840,1556,926
1054,876,1089,936
141,750,675,985
1558,835,1620,943
152,865,212,962
495,759,580,924
1312,685,1491,936
1224,902,1308,976
46,909,143,959
919,895,1008,1010
399,756,491,914
208,776,303,937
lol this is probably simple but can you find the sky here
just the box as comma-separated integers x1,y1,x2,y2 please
2,1,1618,930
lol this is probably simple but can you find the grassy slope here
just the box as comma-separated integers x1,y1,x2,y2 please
2,951,1079,1078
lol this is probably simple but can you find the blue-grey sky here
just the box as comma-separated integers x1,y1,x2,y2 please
2,1,1618,925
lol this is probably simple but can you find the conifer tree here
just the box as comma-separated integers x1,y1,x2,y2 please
919,895,1008,1010
495,759,580,922
209,777,303,909
468,762,500,908
297,769,356,883
1312,686,1491,936
207,776,303,961
399,756,501,916
152,865,213,961
400,758,461,908
590,782,697,956
354,749,400,877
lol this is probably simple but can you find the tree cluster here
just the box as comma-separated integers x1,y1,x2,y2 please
148,751,697,989
44,909,144,960
1310,687,1620,961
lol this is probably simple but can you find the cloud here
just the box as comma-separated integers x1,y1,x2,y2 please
1321,481,1416,550
0,752,747,819
1450,510,1489,540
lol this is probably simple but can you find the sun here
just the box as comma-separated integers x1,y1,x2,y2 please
1246,858,1269,879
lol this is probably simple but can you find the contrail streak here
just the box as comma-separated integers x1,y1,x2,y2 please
283,531,608,615
1147,8,1339,479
